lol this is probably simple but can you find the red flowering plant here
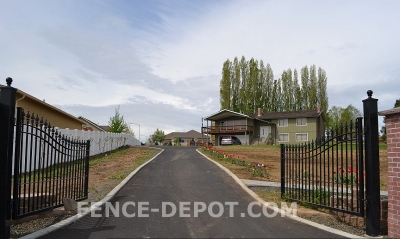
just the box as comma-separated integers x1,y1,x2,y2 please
201,146,268,177
333,167,362,184
251,162,269,177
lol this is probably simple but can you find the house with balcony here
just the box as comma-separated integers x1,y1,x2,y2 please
201,107,325,145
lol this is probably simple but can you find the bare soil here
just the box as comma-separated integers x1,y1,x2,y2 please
10,146,160,238
209,145,388,191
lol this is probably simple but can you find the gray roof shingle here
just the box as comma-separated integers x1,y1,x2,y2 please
249,110,321,120
165,130,203,139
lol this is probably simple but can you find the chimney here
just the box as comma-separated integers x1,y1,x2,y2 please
317,104,321,113
257,108,262,117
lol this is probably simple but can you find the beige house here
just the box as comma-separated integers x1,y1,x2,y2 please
8,86,87,130
78,116,107,132
164,130,205,146
202,107,326,145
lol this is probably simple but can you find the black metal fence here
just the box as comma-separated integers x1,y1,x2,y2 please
281,90,381,236
1,78,90,238
281,118,365,216
12,107,90,219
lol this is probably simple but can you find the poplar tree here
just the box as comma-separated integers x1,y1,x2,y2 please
271,79,282,112
240,56,251,113
308,65,318,110
220,59,232,110
293,69,302,111
300,66,310,110
218,57,328,115
248,58,259,113
317,67,329,112
286,68,294,111
263,63,274,112
231,57,241,112
281,70,290,111
257,60,266,112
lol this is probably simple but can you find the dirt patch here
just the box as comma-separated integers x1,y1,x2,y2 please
10,146,160,238
207,145,388,191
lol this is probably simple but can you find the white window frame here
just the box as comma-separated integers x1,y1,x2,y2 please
296,133,308,142
278,119,288,127
296,118,307,126
278,133,289,142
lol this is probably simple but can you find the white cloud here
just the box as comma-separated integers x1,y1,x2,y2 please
1,0,399,136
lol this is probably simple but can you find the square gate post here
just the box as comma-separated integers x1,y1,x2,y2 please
0,77,17,239
363,90,380,236
280,144,285,197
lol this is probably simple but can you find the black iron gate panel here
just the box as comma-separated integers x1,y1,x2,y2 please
12,107,90,219
281,117,365,216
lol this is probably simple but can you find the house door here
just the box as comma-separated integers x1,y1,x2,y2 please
260,126,271,138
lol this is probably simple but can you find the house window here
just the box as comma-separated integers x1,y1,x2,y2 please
296,133,308,142
278,133,289,142
296,118,307,126
278,119,288,127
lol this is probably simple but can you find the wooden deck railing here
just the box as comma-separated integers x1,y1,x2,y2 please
201,125,253,134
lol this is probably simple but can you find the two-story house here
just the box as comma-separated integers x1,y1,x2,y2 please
201,107,325,145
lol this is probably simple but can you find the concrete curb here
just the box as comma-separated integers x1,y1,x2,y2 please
20,147,164,239
196,149,364,239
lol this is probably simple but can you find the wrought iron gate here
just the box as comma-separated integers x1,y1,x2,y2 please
281,90,381,236
12,107,90,219
281,117,365,215
1,78,91,238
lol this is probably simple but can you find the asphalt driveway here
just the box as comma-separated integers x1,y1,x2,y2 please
39,146,345,238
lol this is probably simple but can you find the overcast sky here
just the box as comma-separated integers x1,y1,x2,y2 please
1,0,399,141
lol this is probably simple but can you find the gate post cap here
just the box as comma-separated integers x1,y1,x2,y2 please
6,77,13,86
367,90,373,98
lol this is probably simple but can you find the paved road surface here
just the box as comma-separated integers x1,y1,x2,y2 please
40,147,344,238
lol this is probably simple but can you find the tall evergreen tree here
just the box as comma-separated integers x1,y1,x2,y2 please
257,60,266,112
239,56,248,113
271,79,282,112
281,71,290,111
300,66,310,110
317,67,329,112
218,57,328,115
248,58,259,114
293,69,302,111
231,57,241,112
220,59,232,110
308,65,318,110
264,63,274,112
286,68,294,111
